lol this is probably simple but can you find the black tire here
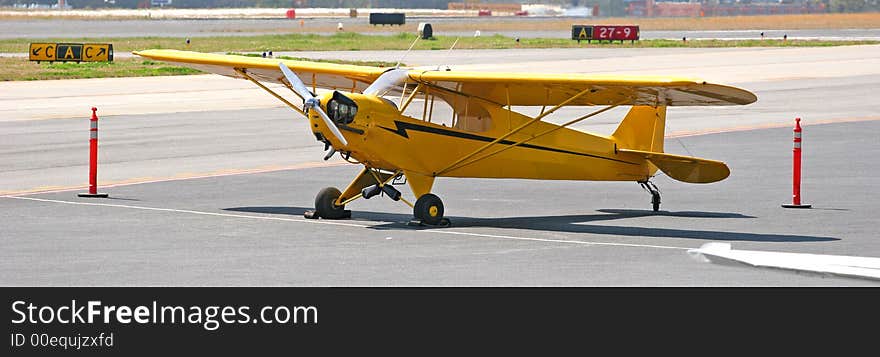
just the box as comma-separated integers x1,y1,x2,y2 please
315,187,347,219
414,193,444,225
413,195,427,218
651,192,661,212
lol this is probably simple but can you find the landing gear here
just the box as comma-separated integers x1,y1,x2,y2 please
305,168,448,225
639,180,662,212
411,193,449,226
306,187,351,219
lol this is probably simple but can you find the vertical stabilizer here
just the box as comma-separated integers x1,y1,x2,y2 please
611,105,666,152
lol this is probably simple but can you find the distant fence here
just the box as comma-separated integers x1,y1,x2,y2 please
627,3,827,17
447,2,521,12
704,4,827,16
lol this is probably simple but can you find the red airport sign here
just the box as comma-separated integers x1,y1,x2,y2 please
571,25,639,44
592,25,640,41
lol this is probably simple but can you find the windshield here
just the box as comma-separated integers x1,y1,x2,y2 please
327,92,358,125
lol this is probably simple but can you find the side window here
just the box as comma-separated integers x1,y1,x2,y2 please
328,100,339,121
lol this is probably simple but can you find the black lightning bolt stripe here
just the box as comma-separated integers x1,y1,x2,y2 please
378,120,638,165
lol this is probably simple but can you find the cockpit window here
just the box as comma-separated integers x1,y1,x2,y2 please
327,91,358,125
328,100,338,117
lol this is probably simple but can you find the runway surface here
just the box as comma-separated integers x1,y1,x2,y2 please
2,45,879,285
2,17,879,40
3,121,879,285
4,45,878,193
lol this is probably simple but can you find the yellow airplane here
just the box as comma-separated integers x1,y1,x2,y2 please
134,50,756,226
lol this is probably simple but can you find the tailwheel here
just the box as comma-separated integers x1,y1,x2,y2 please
307,187,352,219
413,193,448,226
639,181,662,212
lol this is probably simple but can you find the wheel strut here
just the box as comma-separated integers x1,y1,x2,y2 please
639,180,661,212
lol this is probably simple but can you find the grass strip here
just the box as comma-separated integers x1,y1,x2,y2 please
0,57,201,81
2,32,876,54
1,52,398,81
3,33,875,81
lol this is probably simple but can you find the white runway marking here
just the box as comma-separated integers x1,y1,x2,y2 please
5,196,692,251
5,196,372,229
428,230,688,250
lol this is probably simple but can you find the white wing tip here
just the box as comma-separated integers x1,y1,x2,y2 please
687,242,731,263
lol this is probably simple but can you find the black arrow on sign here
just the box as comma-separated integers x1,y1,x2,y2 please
32,47,41,56
97,48,106,56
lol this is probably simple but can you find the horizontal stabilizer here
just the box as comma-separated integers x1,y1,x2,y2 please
619,148,729,183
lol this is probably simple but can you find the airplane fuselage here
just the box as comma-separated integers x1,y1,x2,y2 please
309,92,654,182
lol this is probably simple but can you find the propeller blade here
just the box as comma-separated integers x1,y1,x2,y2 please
278,62,348,146
278,62,314,101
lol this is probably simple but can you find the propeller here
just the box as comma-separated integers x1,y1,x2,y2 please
278,62,348,146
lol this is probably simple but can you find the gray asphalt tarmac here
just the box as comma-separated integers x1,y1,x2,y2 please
2,45,879,286
2,120,878,286
4,73,877,194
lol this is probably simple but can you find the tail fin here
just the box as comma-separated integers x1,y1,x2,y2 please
612,106,729,183
612,105,666,152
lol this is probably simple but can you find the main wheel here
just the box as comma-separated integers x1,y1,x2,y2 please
414,193,444,225
315,187,347,219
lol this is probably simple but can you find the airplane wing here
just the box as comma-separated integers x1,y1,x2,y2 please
134,50,755,107
689,242,880,281
405,70,757,107
133,49,391,93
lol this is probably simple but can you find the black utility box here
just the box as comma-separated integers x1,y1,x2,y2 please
370,13,405,26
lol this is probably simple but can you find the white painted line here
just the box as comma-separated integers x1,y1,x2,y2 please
6,196,692,251
7,196,373,229
424,230,689,250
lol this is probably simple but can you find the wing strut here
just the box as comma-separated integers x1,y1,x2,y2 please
435,87,593,176
235,68,306,117
441,102,624,174
399,83,424,114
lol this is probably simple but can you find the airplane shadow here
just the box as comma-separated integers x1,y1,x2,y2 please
223,206,838,243
106,196,141,202
224,206,407,223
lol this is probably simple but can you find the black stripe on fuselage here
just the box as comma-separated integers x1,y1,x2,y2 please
378,120,638,165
